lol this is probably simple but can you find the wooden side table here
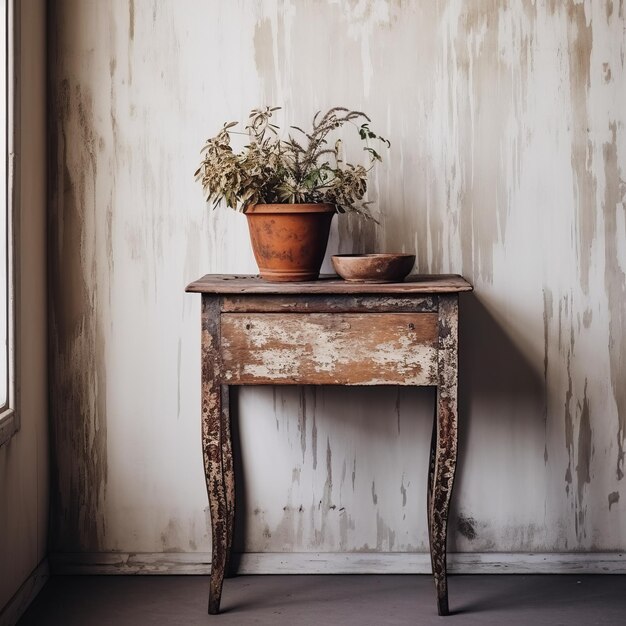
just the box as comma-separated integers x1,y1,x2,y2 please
186,274,473,616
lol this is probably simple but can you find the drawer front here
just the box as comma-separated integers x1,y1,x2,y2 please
220,312,438,385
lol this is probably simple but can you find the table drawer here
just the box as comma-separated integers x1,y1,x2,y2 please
219,312,438,385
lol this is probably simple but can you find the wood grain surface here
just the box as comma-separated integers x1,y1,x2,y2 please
186,274,473,294
220,294,437,313
219,312,439,386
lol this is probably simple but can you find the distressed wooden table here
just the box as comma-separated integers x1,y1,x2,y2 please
186,274,473,616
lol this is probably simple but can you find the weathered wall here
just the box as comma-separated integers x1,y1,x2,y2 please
0,0,48,612
48,0,626,558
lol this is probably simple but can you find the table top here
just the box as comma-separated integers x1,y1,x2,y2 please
186,274,473,295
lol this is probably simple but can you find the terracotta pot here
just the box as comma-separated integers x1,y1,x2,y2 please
245,203,336,282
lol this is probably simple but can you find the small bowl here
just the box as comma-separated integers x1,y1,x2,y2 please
331,253,416,283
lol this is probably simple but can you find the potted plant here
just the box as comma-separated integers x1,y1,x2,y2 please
195,106,389,282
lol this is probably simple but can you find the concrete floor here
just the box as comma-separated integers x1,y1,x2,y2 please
18,574,626,626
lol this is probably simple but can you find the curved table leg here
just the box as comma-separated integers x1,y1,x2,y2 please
221,385,235,578
427,403,437,554
428,294,459,616
202,296,232,614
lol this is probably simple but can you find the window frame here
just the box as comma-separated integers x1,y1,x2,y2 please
0,0,19,448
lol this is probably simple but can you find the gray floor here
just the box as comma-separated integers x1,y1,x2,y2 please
18,574,626,626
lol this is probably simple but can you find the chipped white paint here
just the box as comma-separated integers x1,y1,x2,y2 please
220,312,437,385
48,0,626,563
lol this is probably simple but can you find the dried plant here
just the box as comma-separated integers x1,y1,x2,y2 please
195,106,390,219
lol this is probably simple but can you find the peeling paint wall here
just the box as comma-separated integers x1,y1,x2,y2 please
0,0,48,610
48,0,626,556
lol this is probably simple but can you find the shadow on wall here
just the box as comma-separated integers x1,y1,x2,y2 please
227,292,545,558
229,382,438,555
449,293,545,551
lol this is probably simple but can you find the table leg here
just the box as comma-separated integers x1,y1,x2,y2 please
221,385,235,578
426,404,437,553
428,294,459,616
202,297,231,614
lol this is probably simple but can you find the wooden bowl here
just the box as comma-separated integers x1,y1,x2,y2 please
331,254,416,283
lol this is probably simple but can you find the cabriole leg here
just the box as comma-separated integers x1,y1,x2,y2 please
221,385,235,577
202,297,229,614
428,294,459,616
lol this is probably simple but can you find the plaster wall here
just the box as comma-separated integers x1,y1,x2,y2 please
48,0,626,558
0,0,48,611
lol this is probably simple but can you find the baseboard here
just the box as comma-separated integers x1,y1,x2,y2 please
0,559,49,626
48,551,626,576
